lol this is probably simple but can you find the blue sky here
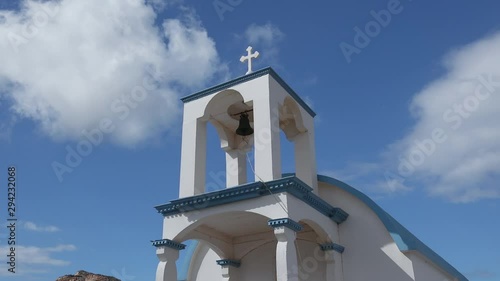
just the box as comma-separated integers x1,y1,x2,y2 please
0,0,499,280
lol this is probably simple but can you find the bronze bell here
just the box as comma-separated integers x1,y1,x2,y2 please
236,113,254,136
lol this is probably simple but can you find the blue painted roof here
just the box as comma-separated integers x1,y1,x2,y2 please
179,67,316,117
317,174,468,281
175,174,468,281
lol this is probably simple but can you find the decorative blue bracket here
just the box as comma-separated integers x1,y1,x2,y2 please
320,243,345,254
216,259,241,268
268,218,303,232
151,239,186,250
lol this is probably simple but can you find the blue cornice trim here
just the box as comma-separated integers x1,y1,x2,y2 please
317,174,468,281
180,68,269,103
268,218,303,232
320,243,345,254
216,259,241,268
151,239,186,250
180,67,316,117
155,176,348,224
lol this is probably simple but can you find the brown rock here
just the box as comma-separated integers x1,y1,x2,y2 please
56,270,121,281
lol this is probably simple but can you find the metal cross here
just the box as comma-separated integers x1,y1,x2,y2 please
240,46,259,75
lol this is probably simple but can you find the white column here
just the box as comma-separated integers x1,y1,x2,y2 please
155,247,179,281
221,264,238,281
323,250,336,281
221,265,231,281
320,244,344,281
332,251,344,281
179,117,206,197
274,226,299,281
217,259,240,281
225,149,247,188
253,95,281,182
323,251,344,281
293,117,318,193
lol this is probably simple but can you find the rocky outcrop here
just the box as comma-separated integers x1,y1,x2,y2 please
56,270,121,281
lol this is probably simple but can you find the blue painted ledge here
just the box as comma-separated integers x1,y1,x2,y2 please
151,239,186,250
320,243,345,254
155,176,348,224
268,218,303,232
216,259,241,268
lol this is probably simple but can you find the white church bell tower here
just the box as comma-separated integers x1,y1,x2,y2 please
178,46,318,197
152,47,348,281
151,47,468,281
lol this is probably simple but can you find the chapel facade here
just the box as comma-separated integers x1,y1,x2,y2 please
152,54,467,281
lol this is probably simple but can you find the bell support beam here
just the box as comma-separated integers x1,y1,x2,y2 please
179,116,207,197
292,116,318,193
225,149,247,188
253,90,282,182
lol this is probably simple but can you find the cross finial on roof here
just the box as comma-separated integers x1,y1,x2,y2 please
240,46,259,75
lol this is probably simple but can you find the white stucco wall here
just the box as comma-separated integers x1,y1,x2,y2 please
188,239,329,281
320,181,415,281
318,181,454,281
236,241,276,281
407,251,454,281
295,240,327,281
189,241,221,281
188,240,277,281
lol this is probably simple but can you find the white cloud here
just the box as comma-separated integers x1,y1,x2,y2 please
0,0,225,146
244,22,284,46
23,221,60,232
334,32,500,203
389,32,500,202
0,244,76,275
322,162,411,197
242,23,284,66
146,0,178,11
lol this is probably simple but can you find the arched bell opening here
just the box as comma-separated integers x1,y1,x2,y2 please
280,129,296,175
186,87,317,193
278,96,318,191
280,96,307,140
203,89,254,152
202,89,255,189
205,121,228,192
271,96,317,191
